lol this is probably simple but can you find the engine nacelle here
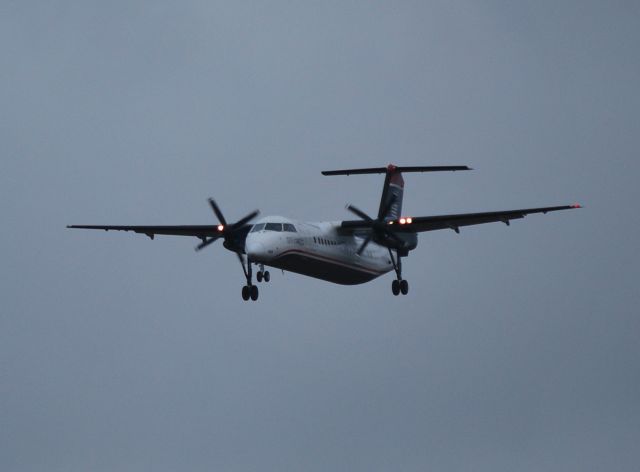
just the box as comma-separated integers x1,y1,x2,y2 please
377,231,418,256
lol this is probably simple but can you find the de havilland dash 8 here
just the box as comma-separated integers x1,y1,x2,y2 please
68,165,581,301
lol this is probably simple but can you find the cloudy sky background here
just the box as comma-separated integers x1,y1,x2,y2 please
2,1,639,471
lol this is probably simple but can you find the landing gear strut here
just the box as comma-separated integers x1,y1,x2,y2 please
389,249,409,296
238,254,259,301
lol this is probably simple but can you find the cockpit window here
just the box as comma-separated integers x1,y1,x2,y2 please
265,223,283,232
283,223,297,232
251,223,265,232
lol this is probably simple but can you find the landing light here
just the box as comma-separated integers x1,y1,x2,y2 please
217,224,225,232
399,218,406,224
406,217,413,224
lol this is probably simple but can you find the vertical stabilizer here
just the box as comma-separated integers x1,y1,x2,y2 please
378,164,404,220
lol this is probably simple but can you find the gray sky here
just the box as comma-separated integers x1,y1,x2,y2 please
1,1,639,471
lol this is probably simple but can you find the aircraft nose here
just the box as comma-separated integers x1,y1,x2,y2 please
245,240,268,261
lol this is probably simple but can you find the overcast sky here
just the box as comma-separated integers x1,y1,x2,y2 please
1,1,639,471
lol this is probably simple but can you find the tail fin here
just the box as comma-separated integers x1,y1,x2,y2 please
379,165,404,220
322,164,471,220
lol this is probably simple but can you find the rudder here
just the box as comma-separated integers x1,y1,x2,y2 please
378,164,404,220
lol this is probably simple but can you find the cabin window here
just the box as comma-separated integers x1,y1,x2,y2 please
265,223,283,232
250,223,265,232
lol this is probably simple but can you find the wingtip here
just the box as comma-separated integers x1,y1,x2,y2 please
571,203,582,209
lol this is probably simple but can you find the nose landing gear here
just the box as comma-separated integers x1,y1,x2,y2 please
256,264,270,283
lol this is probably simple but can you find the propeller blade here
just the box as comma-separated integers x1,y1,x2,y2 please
208,198,227,226
347,204,373,222
231,209,260,230
356,232,374,256
195,236,220,251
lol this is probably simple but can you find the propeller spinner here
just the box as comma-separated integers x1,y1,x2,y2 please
195,199,260,252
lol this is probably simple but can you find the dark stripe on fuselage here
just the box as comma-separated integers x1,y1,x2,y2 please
263,249,387,285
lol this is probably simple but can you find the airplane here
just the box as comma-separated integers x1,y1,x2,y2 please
68,165,581,301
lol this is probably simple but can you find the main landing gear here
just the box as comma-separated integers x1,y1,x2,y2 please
389,249,409,296
241,284,258,301
238,254,259,301
391,279,409,296
238,259,270,301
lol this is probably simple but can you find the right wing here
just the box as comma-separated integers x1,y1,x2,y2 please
340,204,581,234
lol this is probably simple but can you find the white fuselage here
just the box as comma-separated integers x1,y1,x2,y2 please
244,216,394,285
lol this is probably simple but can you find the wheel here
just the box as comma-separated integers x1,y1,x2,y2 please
257,271,263,283
263,271,270,282
250,285,259,301
400,279,409,295
391,279,400,296
241,285,250,301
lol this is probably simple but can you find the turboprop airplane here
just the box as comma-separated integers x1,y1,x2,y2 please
68,165,581,301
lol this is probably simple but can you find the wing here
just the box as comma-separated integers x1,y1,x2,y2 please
66,224,224,240
340,204,581,234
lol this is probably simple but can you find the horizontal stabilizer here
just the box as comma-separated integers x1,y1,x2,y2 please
322,165,471,176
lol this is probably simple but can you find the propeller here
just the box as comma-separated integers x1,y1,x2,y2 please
195,198,260,252
347,195,403,255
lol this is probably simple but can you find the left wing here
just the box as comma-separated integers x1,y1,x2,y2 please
68,200,259,253
341,204,581,234
66,225,224,240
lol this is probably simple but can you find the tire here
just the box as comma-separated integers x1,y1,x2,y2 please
391,279,400,296
250,285,259,301
400,279,409,295
242,285,250,301
263,271,270,282
257,271,263,283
